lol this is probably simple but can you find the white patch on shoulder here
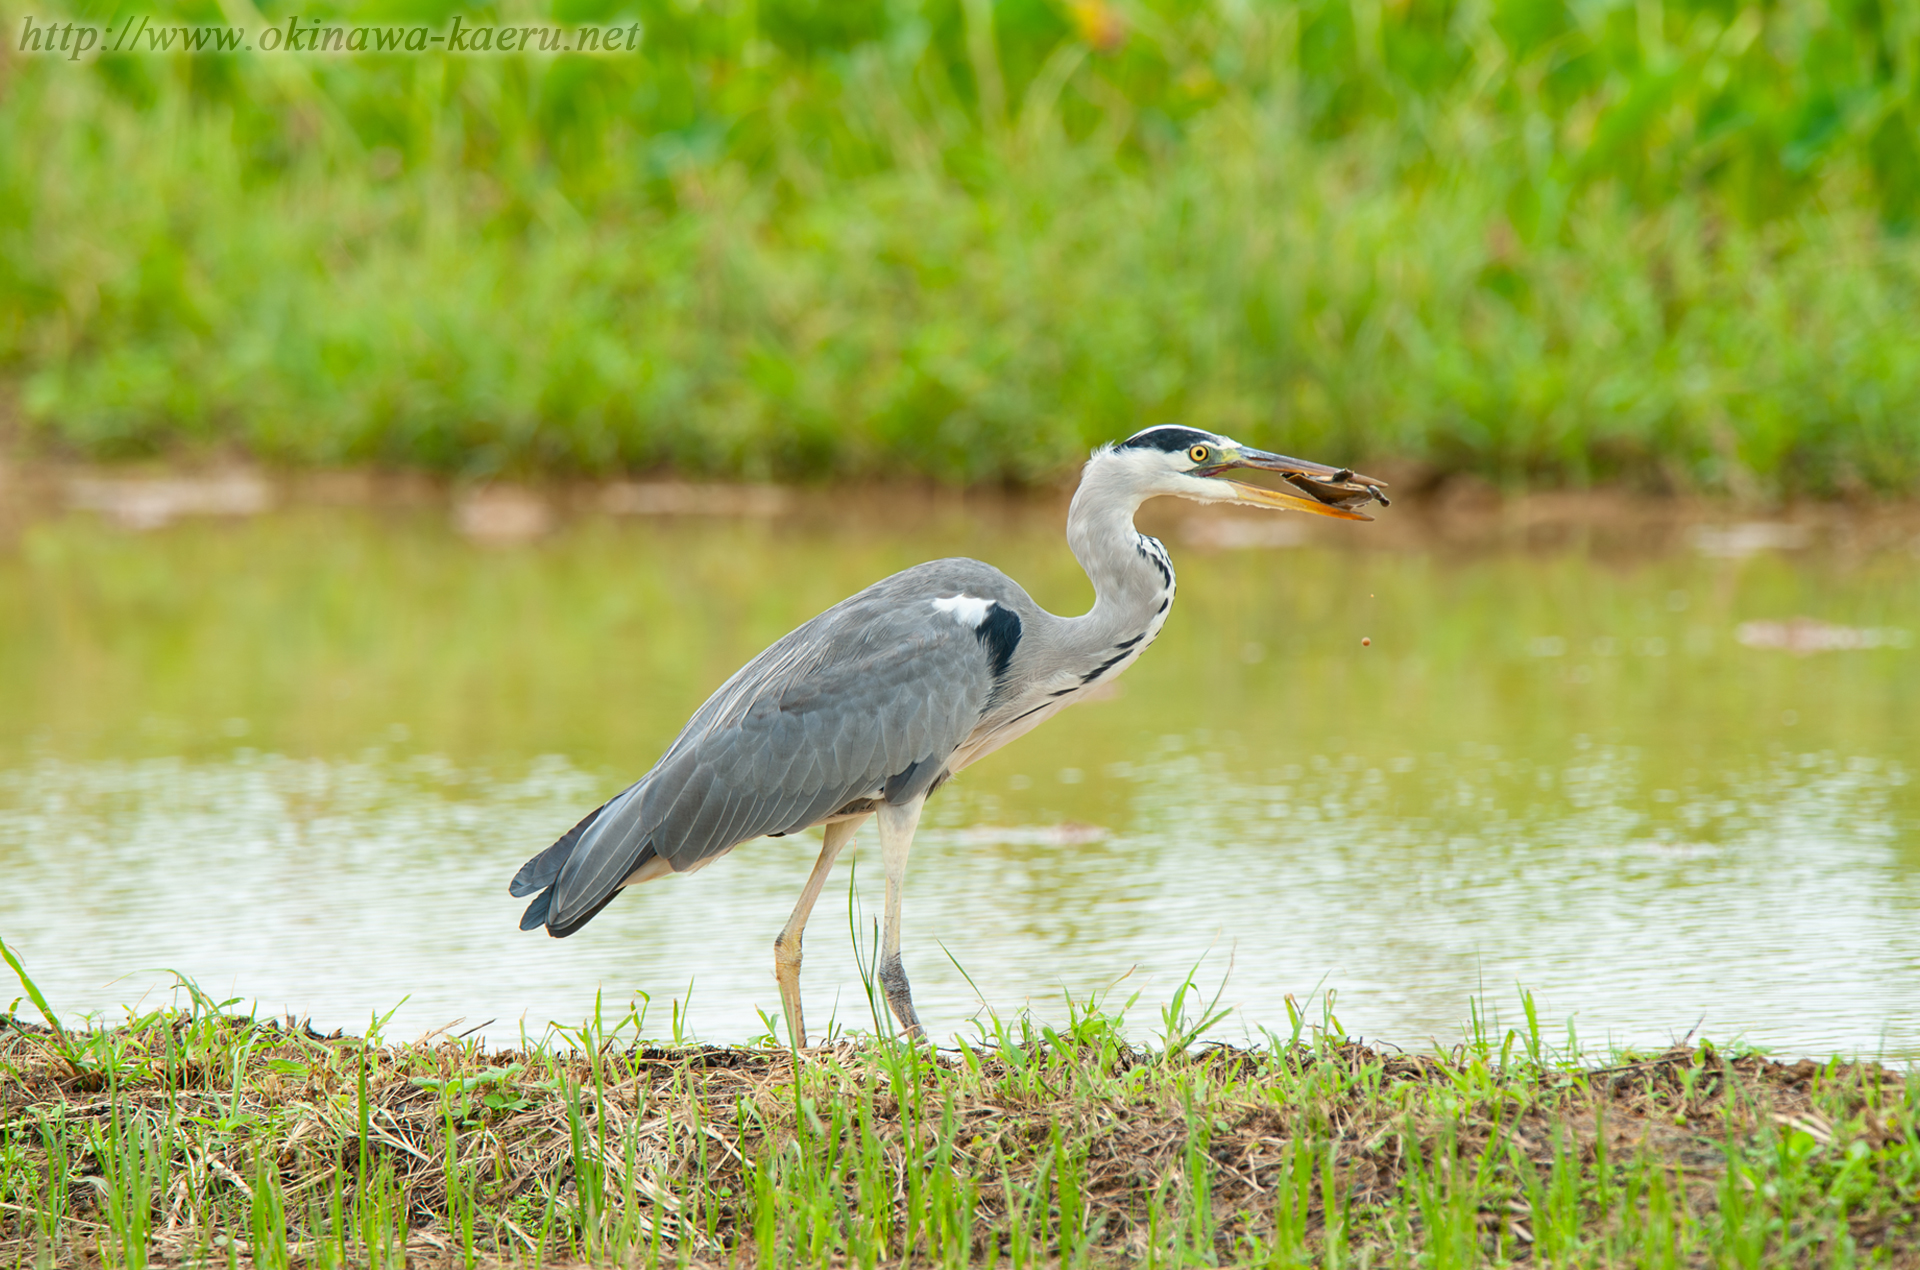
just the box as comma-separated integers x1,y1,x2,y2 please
931,594,995,629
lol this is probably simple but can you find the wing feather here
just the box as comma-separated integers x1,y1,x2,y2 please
525,559,1028,935
546,783,652,930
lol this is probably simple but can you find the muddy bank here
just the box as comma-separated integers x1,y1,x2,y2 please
2,1005,1915,1267
4,459,1919,561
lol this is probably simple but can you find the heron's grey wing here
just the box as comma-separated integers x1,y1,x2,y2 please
536,571,1020,934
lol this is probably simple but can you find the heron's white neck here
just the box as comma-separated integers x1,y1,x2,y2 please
1059,453,1176,660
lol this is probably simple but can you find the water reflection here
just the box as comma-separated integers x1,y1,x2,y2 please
0,500,1915,1056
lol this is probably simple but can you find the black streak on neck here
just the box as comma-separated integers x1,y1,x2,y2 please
1081,649,1132,683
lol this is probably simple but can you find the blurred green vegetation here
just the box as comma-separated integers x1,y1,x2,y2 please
2,0,1918,492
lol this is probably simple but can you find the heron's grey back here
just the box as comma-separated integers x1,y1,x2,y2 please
534,558,1031,932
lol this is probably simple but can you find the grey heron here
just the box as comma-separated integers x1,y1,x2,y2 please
510,426,1386,1044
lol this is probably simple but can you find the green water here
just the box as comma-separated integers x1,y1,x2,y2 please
2,495,1916,1055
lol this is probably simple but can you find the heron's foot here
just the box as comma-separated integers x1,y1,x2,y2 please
878,955,925,1040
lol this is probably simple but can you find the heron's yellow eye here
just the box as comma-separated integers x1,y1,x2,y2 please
1188,444,1210,464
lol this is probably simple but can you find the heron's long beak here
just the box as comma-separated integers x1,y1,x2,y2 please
1206,448,1391,521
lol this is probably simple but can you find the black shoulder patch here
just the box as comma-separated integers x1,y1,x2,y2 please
975,604,1022,679
1117,425,1217,453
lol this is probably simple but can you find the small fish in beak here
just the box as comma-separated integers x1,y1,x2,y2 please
1282,469,1391,512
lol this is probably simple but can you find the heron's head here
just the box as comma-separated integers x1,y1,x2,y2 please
1104,425,1390,520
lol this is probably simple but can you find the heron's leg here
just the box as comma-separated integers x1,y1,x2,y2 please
773,817,863,1049
875,796,927,1039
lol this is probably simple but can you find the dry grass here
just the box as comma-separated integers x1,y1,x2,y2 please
3,980,1917,1268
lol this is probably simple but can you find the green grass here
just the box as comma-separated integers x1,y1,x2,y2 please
3,943,1919,1267
3,0,1919,494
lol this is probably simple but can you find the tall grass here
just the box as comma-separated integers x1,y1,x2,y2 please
3,0,1918,492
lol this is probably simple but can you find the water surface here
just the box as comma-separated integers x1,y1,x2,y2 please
2,494,1916,1057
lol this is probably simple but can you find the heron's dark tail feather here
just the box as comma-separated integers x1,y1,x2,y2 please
517,872,631,936
510,800,610,898
543,884,626,939
517,887,553,931
512,789,659,937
